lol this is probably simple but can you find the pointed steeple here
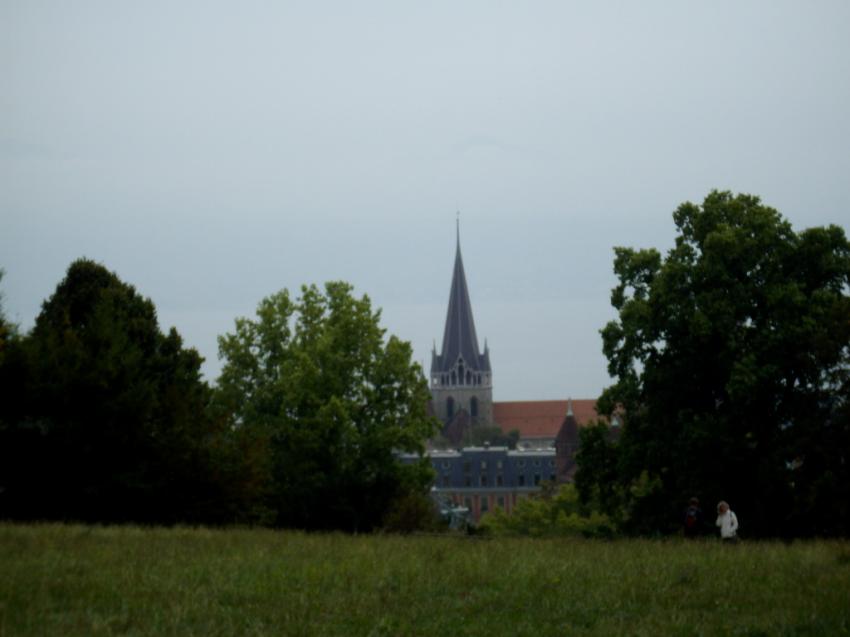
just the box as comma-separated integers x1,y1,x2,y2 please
432,223,490,375
555,397,580,483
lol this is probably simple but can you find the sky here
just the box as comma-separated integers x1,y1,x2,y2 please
2,1,849,401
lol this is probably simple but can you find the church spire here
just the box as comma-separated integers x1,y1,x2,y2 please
432,222,490,375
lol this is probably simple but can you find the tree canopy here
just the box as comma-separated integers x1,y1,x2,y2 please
579,191,850,537
0,259,259,524
0,269,16,364
215,282,437,531
479,483,615,538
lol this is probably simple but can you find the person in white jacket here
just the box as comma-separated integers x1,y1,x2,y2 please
716,500,739,542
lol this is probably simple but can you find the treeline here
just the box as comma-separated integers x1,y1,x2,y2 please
2,190,849,538
0,261,436,530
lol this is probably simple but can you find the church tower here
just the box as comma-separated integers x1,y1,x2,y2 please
430,224,493,428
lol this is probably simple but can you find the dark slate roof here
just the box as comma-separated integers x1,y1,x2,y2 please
432,233,490,373
399,447,558,491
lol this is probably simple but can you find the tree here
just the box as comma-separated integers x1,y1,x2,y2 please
580,191,850,537
0,259,261,524
215,282,438,531
479,484,615,538
0,269,16,364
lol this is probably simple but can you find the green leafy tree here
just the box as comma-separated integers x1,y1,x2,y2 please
581,191,850,537
479,484,615,538
215,282,438,531
0,259,261,524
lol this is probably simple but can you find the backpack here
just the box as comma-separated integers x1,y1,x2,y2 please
685,507,699,530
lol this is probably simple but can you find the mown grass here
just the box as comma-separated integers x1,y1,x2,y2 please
1,524,848,636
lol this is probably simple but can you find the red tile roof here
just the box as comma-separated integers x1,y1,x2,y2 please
493,399,599,439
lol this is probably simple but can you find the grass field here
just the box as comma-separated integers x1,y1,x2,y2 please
1,524,848,636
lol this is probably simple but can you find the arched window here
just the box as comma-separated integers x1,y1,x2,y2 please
458,362,465,384
470,396,479,418
466,370,471,385
447,397,455,419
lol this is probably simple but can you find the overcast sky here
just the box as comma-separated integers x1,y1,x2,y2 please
2,1,849,400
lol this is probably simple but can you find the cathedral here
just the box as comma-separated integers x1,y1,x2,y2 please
429,227,493,433
406,226,619,522
429,226,601,452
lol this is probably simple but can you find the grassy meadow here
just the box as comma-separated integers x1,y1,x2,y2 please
1,524,849,636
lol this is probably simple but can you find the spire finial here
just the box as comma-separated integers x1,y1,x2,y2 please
567,398,574,417
456,210,460,247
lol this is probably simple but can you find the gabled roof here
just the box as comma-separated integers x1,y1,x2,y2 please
493,399,599,439
432,228,490,373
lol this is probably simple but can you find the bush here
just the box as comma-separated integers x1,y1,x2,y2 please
479,484,616,538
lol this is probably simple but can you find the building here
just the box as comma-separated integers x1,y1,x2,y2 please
429,225,602,448
403,446,557,522
494,398,599,449
419,226,617,521
429,225,493,429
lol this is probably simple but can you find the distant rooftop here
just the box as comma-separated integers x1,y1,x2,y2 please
494,399,598,439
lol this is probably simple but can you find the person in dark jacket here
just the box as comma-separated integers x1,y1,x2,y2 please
683,497,704,538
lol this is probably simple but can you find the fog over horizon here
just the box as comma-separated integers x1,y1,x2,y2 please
3,1,849,400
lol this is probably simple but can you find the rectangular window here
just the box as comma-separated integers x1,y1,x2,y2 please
463,461,471,473
481,497,489,513
480,475,488,486
480,460,487,470
497,496,505,509
464,497,472,509
496,474,503,486
550,474,556,483
534,474,541,486
464,476,472,487
518,475,526,486
496,460,503,470
443,474,451,487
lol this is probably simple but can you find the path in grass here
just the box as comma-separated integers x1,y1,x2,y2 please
1,524,849,636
